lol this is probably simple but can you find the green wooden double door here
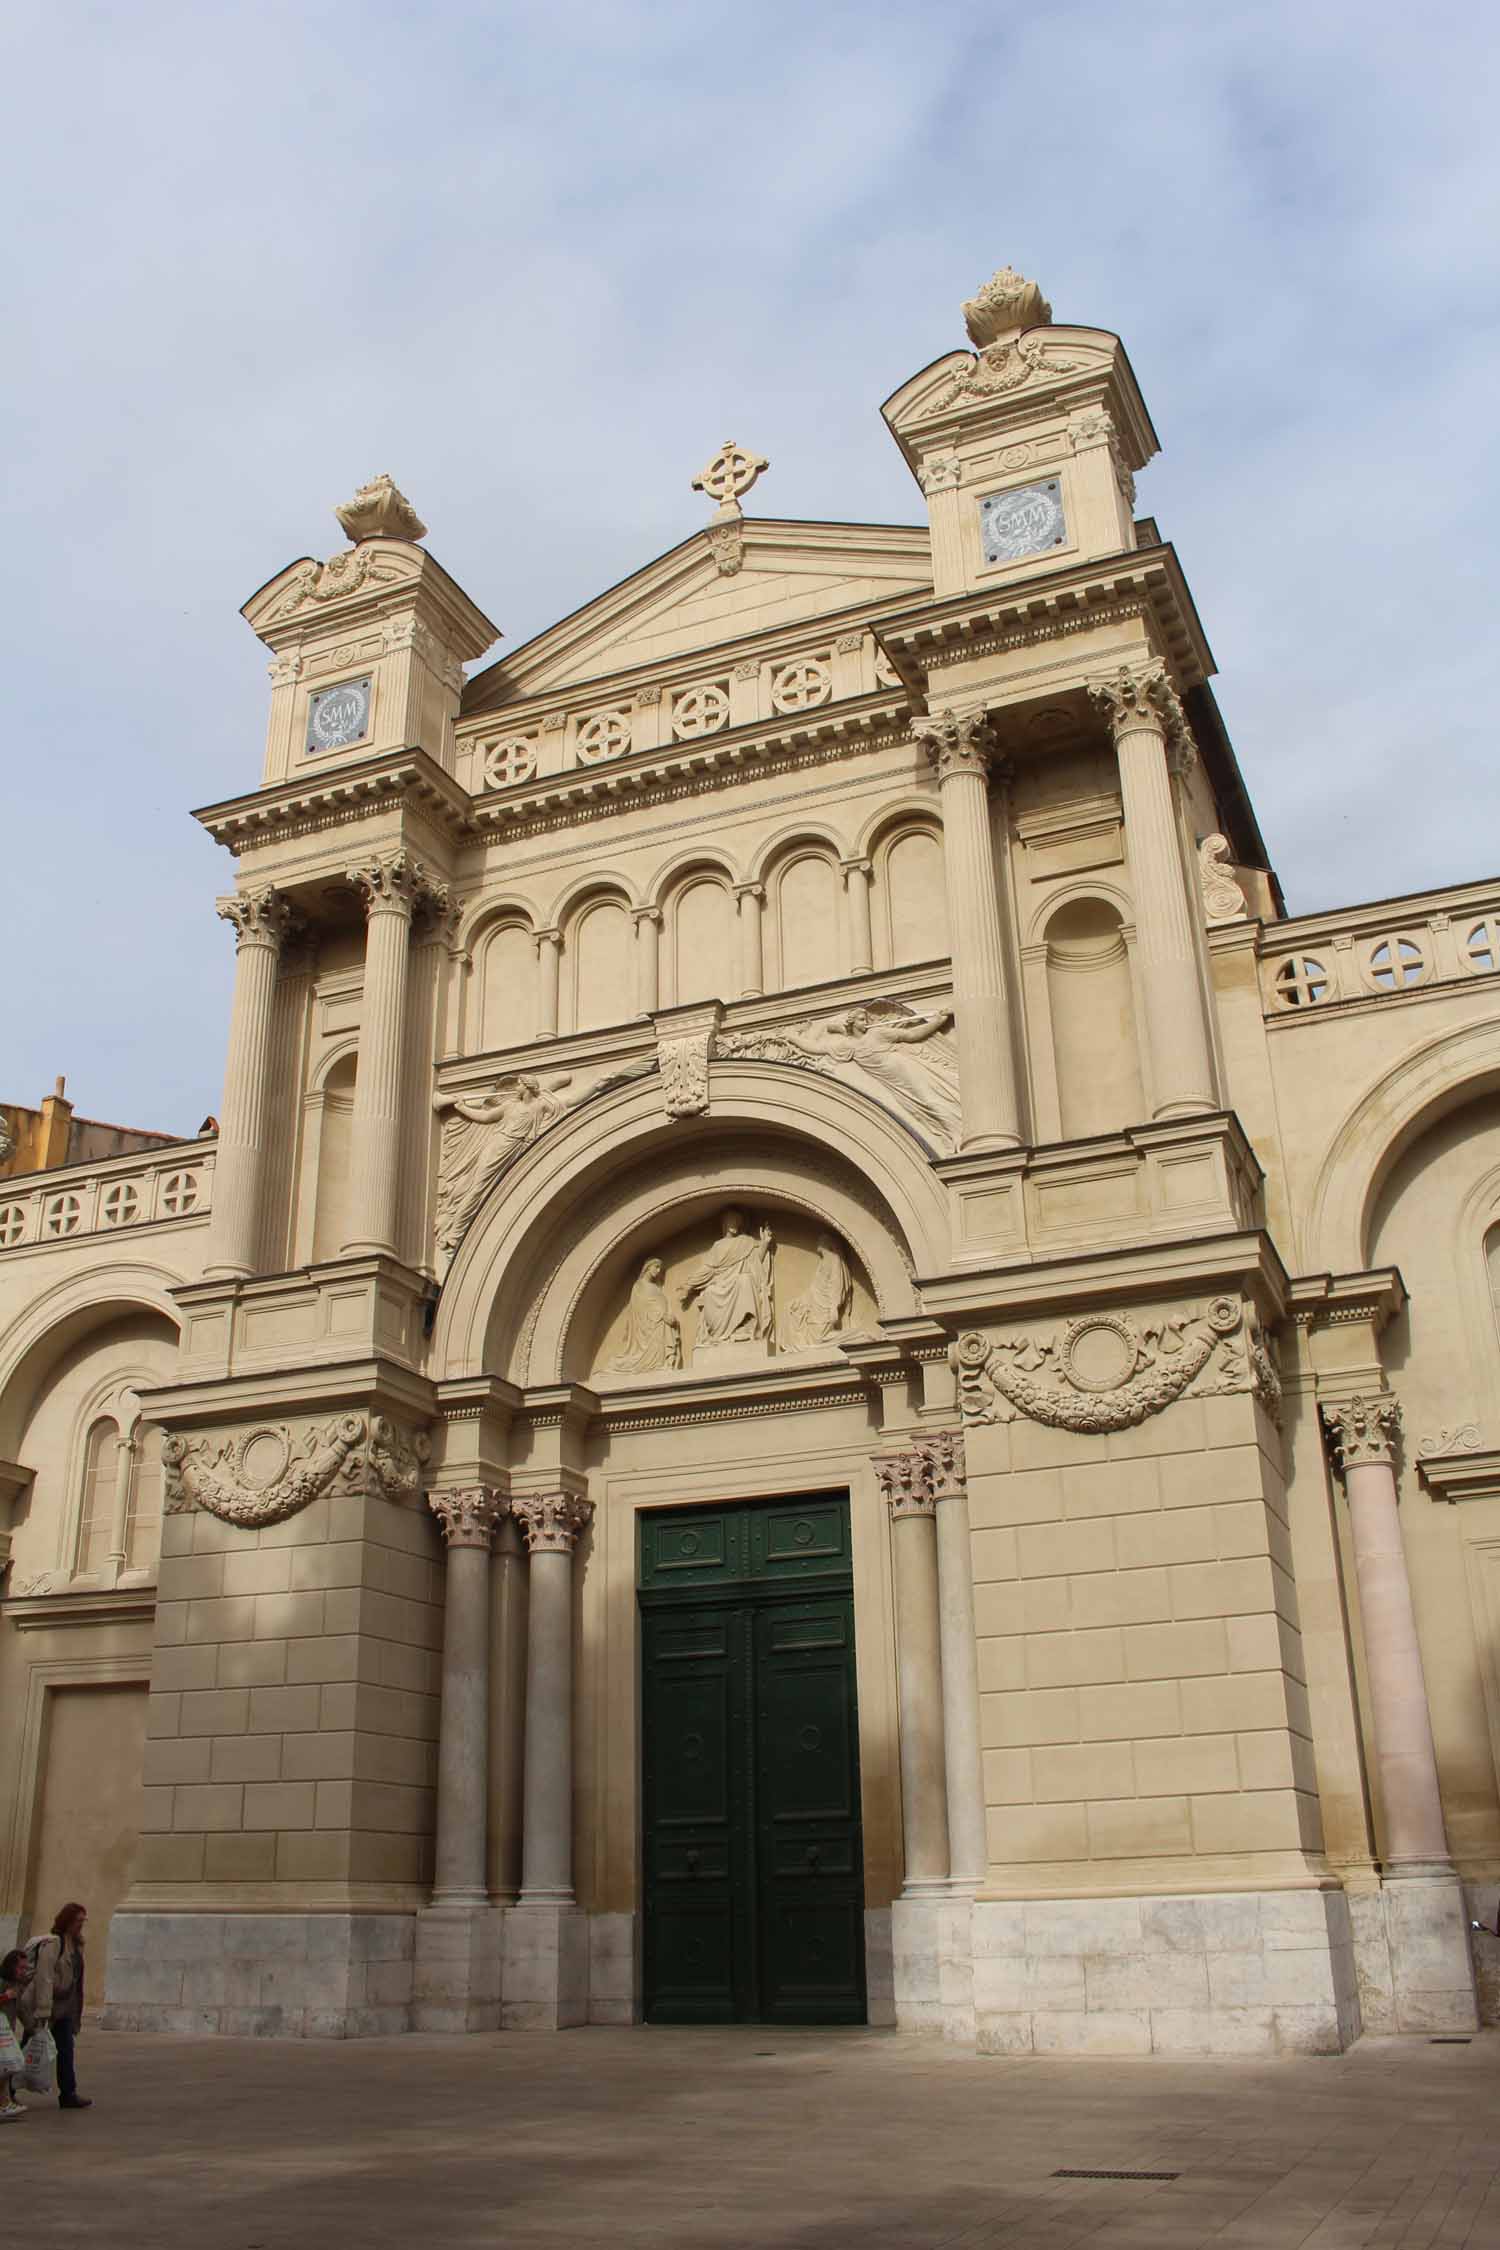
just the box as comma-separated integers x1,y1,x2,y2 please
640,1492,866,2024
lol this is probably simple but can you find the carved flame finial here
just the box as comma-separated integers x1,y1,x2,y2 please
961,266,1052,349
692,439,769,512
335,473,428,545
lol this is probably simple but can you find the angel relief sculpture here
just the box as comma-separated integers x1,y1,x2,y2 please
432,1072,574,1261
721,999,962,1152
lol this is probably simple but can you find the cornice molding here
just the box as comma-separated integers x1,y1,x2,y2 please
193,746,470,854
3,1586,157,1632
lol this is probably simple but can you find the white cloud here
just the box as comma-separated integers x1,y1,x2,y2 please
2,0,1497,1125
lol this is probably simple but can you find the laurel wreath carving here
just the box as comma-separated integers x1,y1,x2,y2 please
956,1298,1243,1432
160,1411,430,1528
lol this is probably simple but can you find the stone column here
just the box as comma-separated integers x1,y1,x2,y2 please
1323,1391,1479,2033
734,883,765,999
204,886,298,1278
1088,666,1216,1118
535,928,562,1037
912,712,1021,1151
632,906,662,1018
105,1429,137,1576
920,1431,986,1888
841,855,874,975
344,852,447,1258
1322,1396,1451,1877
429,1487,505,1907
513,1491,594,1904
879,1451,950,1889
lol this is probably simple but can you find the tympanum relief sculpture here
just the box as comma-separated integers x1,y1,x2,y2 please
594,1212,872,1380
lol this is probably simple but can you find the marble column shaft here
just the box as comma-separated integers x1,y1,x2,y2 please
514,1492,594,1905
430,1487,506,1908
881,1451,950,1890
345,854,446,1257
924,1433,987,1888
1325,1395,1453,1874
206,887,296,1277
734,883,765,999
841,856,874,975
914,713,1021,1150
633,907,662,1018
1090,667,1215,1118
536,928,562,1037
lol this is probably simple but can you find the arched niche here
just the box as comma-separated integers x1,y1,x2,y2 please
669,874,734,1006
476,919,537,1052
581,1198,879,1382
876,823,946,969
569,894,634,1033
430,1065,945,1389
311,1049,358,1261
768,849,841,993
1043,894,1144,1137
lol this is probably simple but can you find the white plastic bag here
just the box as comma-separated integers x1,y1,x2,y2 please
20,2026,56,2095
0,2023,24,2076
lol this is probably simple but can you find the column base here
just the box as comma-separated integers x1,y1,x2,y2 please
412,1904,504,2033
968,1888,1363,2056
501,1902,590,2029
100,1911,416,2038
1349,1875,1479,2034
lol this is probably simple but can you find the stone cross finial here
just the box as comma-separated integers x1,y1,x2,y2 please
692,440,769,510
961,267,1052,348
335,473,428,545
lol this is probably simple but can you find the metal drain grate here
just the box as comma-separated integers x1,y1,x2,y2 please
1053,2170,1179,2182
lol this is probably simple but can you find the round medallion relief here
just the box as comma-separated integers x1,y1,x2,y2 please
791,1520,816,1548
1059,1315,1137,1394
238,1428,292,1491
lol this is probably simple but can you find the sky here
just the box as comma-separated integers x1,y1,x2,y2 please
3,0,1498,1133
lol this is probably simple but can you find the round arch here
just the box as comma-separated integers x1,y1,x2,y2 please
546,870,642,929
1304,1017,1500,1272
1026,874,1136,948
0,1260,185,1457
430,1063,948,1385
456,895,536,957
646,846,744,913
748,821,846,888
856,797,942,862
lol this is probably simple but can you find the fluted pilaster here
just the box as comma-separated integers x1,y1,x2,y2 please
205,886,299,1278
344,851,447,1257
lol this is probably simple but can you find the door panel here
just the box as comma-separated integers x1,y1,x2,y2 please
641,1498,864,2025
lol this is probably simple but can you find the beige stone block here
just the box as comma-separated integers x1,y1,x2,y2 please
217,1640,288,1689
1084,1951,1209,2009
152,1644,220,1694
980,1688,1079,1748
970,1471,1062,1529
1060,1458,1160,1520
354,1733,437,1788
981,1747,1033,1803
1215,1501,1271,1558
1181,1670,1290,1735
204,1832,278,1881
276,1830,350,1881
1032,1741,1134,1803
1070,1567,1171,1630
178,1688,250,1738
160,1514,196,1559
315,1780,355,1829
146,1692,181,1738
1116,1510,1217,1571
1236,1730,1298,1790
321,1587,362,1636
1133,1733,1238,1797
349,1780,431,1834
987,1802,1088,1863
1078,1680,1181,1741
281,1731,357,1781
153,1602,188,1646
248,1683,323,1733
350,1833,427,1884
188,1510,251,1553
375,1641,441,1696
1170,1556,1278,1621
1226,1612,1303,1679
968,1526,1018,1584
139,1785,175,1833
259,1495,330,1547
977,1634,1023,1691
289,1541,367,1591
319,1683,358,1731
973,1579,1023,1636
172,1783,244,1832
1034,2008,1152,2054
184,1596,258,1645
350,1683,440,1740
1027,1629,1124,1689
1019,1518,1116,1580
210,1735,283,1784
356,1587,444,1650
137,1833,205,1882
367,1543,437,1599
1159,1446,1264,1510
157,1553,226,1603
1011,1419,1100,1471
243,1781,318,1830
286,1635,379,1686
221,1547,294,1598
1107,1400,1205,1458
1087,1795,1192,1857
1190,1788,1309,1854
1201,1393,1260,1450
252,1590,326,1640
142,1738,212,1786
1125,1619,1227,1681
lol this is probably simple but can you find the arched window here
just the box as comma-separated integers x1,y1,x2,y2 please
75,1418,119,1577
125,1424,162,1573
1044,897,1144,1138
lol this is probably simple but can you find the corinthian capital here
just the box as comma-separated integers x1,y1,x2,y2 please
1322,1392,1403,1473
912,708,997,784
216,885,300,951
512,1490,593,1554
875,1449,936,1519
915,1428,966,1500
345,850,449,922
1087,663,1191,751
429,1486,507,1549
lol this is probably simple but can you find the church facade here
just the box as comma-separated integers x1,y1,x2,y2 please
3,267,1499,2053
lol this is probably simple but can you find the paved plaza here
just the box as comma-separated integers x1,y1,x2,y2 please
4,2026,1500,2247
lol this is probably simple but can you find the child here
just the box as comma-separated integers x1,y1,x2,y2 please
0,1948,30,2119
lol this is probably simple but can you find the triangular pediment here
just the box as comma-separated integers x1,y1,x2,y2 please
463,517,931,713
